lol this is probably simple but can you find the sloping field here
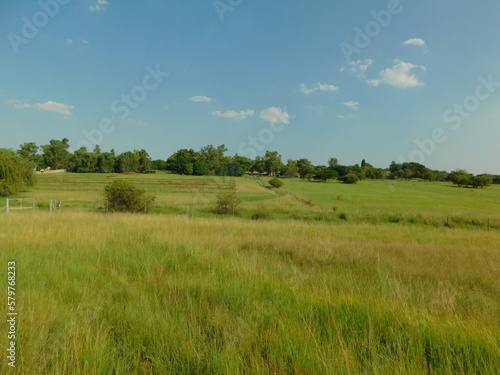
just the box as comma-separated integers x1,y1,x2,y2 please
5,172,500,229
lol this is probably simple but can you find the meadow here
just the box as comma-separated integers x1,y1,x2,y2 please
0,173,499,374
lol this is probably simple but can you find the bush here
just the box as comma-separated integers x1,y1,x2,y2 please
214,191,241,215
268,178,283,188
338,174,359,184
251,206,272,220
103,180,155,213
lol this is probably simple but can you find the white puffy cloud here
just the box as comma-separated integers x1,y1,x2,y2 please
9,99,74,116
89,0,108,12
368,60,425,88
260,107,290,124
212,109,254,120
300,82,338,94
190,95,214,103
343,101,359,110
402,38,427,47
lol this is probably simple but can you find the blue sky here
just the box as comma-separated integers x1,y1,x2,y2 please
1,0,499,174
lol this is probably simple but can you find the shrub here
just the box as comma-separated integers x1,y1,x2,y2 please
338,174,359,184
251,210,272,220
268,178,284,188
214,191,241,215
104,180,155,213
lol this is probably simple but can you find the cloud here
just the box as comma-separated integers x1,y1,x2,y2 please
342,59,374,78
260,107,290,124
9,100,74,116
35,101,74,115
9,99,32,109
125,118,148,127
212,109,254,120
368,60,425,88
191,95,213,103
66,39,89,46
300,82,338,94
89,0,108,12
343,101,359,110
402,38,427,47
338,114,355,120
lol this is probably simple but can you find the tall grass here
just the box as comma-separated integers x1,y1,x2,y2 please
1,212,499,374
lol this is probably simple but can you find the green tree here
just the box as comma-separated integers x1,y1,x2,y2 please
97,152,116,173
0,149,37,196
104,180,156,213
116,151,139,173
251,156,266,175
17,142,44,170
328,157,339,169
200,144,228,176
42,138,70,169
284,159,299,178
471,175,492,189
313,168,338,182
152,159,167,170
166,149,200,175
297,158,314,179
193,159,209,175
227,155,253,177
69,147,98,173
135,149,152,173
263,150,283,176
450,170,472,187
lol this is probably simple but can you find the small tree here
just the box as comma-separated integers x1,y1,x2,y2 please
104,180,155,213
268,178,283,188
471,175,492,189
214,191,241,215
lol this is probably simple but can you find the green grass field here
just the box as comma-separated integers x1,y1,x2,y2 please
1,173,499,374
5,172,500,228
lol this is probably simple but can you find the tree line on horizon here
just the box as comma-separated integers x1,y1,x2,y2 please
0,138,497,196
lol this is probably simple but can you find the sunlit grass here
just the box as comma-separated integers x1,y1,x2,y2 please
1,212,499,374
